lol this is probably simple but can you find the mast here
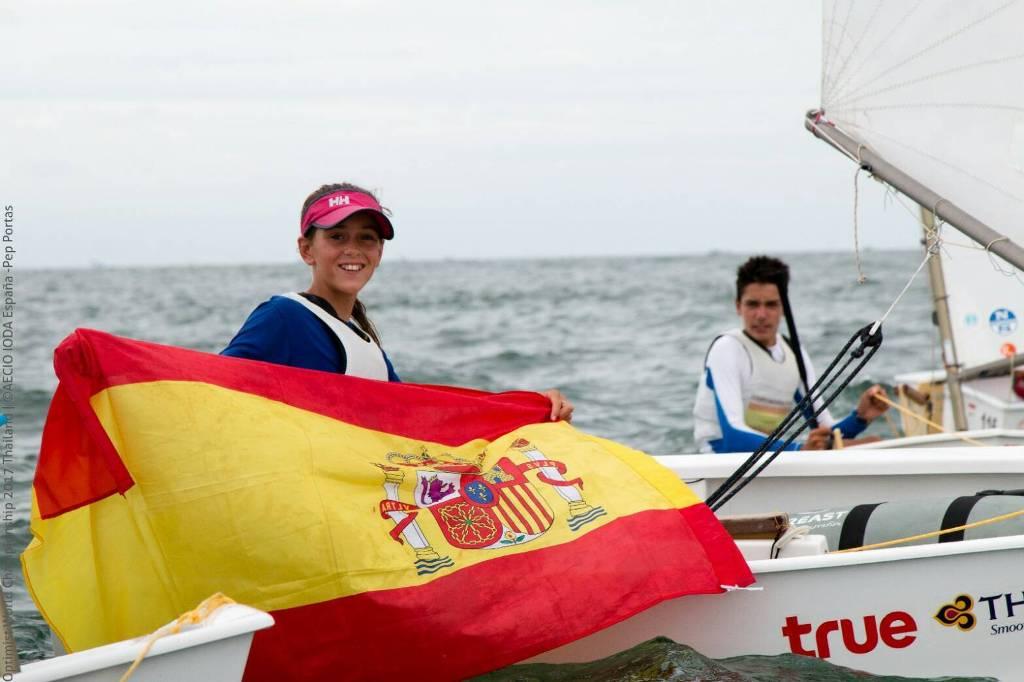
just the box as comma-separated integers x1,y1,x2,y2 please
921,207,968,430
805,110,1024,273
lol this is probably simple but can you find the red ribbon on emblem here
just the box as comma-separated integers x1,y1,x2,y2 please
380,500,420,544
517,459,583,488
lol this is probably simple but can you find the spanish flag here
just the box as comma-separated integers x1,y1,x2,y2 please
23,329,752,681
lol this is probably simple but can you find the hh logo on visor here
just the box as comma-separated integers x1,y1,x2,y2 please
328,195,351,208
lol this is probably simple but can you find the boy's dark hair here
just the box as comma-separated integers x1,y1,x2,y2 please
736,255,790,301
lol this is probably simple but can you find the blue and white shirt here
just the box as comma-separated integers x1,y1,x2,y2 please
222,294,400,381
693,331,866,453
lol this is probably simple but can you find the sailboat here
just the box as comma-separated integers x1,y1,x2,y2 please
530,1,1024,678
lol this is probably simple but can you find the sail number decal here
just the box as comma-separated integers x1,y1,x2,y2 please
989,308,1018,336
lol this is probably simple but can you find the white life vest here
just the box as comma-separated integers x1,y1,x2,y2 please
727,329,802,434
281,292,389,381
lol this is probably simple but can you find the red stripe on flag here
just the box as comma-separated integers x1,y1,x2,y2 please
493,503,519,534
507,484,545,532
54,329,551,445
36,382,136,519
520,481,554,525
497,497,533,535
242,507,753,682
679,503,757,587
38,329,555,518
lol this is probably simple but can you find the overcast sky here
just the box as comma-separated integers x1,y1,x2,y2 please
2,1,922,269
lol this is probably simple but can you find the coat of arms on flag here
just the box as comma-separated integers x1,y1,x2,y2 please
378,438,606,574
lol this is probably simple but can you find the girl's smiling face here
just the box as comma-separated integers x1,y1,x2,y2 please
299,212,384,312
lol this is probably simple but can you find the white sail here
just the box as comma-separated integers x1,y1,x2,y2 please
942,243,1024,369
820,0,1024,369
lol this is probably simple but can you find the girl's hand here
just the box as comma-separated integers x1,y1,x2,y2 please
540,389,574,422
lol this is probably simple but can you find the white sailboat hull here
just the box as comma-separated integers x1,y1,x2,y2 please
529,447,1024,677
13,604,273,682
657,448,1024,517
532,535,1024,678
851,429,1024,449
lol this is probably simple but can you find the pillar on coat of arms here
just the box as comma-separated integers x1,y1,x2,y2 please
376,463,453,573
510,438,606,530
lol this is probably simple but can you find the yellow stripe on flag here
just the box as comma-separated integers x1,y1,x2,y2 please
25,380,703,651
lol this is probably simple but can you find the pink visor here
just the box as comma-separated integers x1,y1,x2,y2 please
300,190,394,239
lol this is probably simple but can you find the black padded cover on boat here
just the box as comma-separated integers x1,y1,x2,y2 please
788,492,1024,551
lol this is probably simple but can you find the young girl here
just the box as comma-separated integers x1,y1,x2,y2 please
223,182,573,420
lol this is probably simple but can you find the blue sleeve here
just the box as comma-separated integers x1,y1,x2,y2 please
705,369,802,453
835,410,869,439
222,301,291,364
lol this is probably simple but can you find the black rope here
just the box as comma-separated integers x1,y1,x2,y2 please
704,323,872,508
706,323,883,512
710,343,878,511
714,344,877,511
778,280,817,428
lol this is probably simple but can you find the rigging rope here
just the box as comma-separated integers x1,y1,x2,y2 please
852,160,867,283
984,236,1024,286
814,112,1024,288
882,407,901,439
706,323,884,512
873,393,987,446
871,245,933,336
778,279,817,429
886,187,1024,287
120,593,236,682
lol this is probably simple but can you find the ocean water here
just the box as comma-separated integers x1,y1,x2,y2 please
6,250,950,674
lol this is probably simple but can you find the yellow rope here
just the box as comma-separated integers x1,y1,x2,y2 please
883,410,901,438
884,385,905,438
882,393,902,437
833,507,1024,554
874,392,987,447
120,593,236,681
831,428,844,450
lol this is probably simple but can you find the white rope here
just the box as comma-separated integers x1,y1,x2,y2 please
771,525,811,559
848,165,1024,288
870,243,934,337
853,156,867,284
828,137,934,335
983,236,1024,286
929,200,951,257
